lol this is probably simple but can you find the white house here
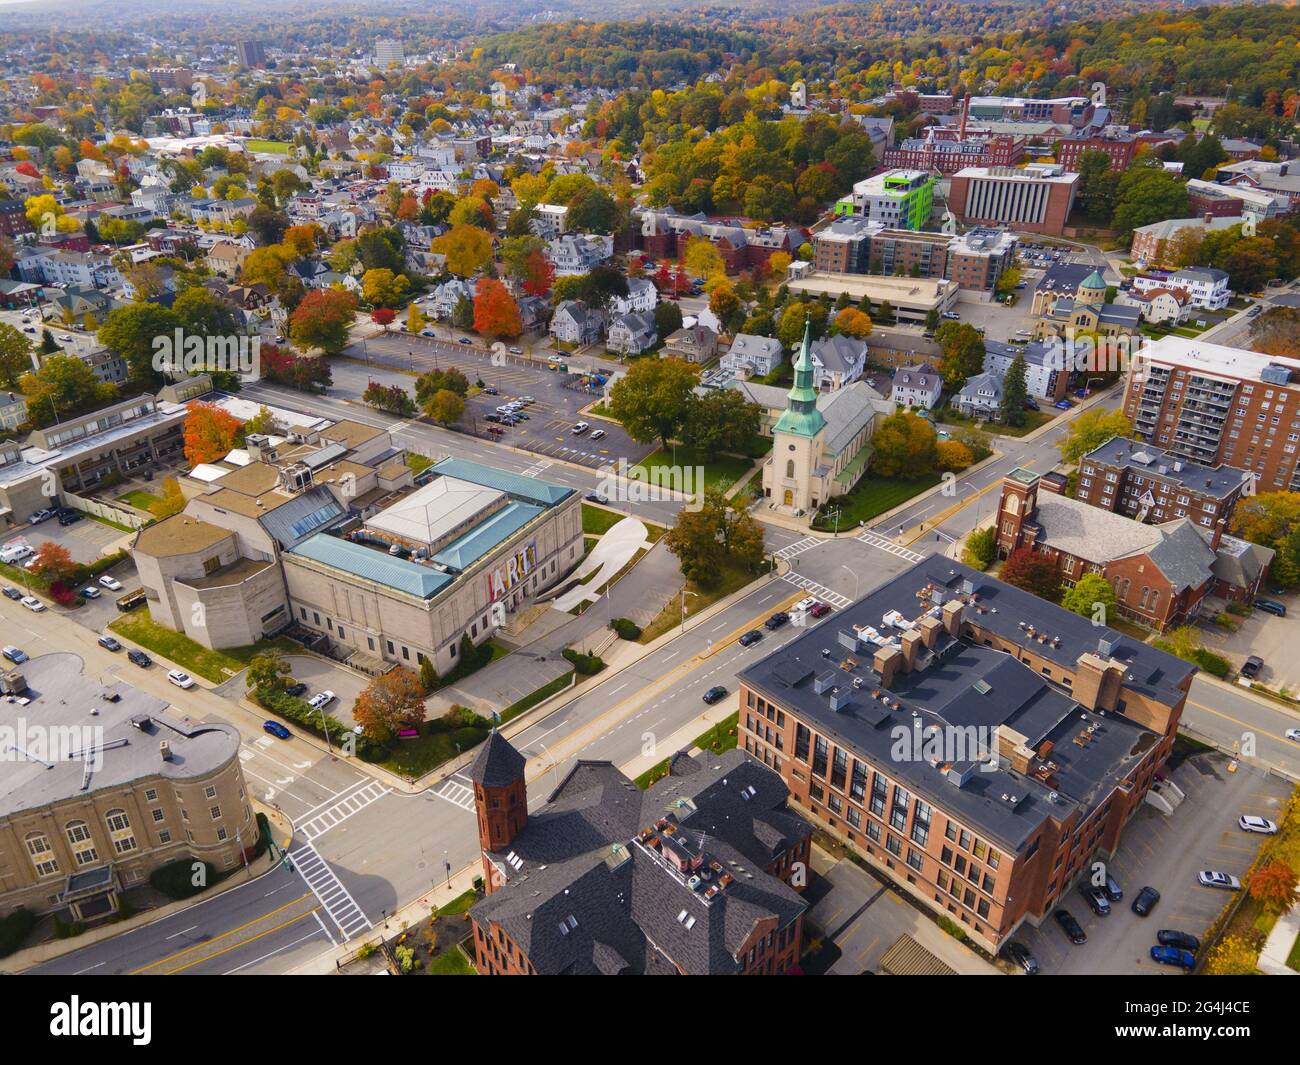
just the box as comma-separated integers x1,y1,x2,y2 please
609,277,657,316
721,334,783,377
809,335,868,392
606,311,657,355
547,234,613,277
1132,268,1230,311
890,363,943,409
550,300,605,345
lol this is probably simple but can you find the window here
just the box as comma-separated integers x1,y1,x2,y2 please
870,773,887,818
65,821,99,866
831,748,847,791
106,809,137,855
890,786,910,832
850,760,867,802
794,723,810,762
812,735,829,778
25,833,59,877
911,800,931,847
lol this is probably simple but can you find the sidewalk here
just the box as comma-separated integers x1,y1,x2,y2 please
1257,891,1300,975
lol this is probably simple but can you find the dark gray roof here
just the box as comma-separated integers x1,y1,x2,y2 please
469,730,526,789
1081,437,1249,501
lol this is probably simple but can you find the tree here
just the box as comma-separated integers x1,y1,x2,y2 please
370,307,397,329
415,368,469,402
473,277,522,341
149,477,187,520
1059,409,1133,465
419,656,438,694
423,388,465,426
1000,351,1028,427
1203,936,1260,976
709,282,742,332
1076,150,1116,224
1250,306,1300,357
936,440,974,471
361,268,409,307
935,321,986,390
680,389,762,455
962,526,997,571
98,302,182,383
869,411,938,480
777,301,827,349
654,300,684,339
352,667,426,745
247,649,291,697
183,401,243,465
243,405,281,436
1230,491,1300,548
29,541,76,583
431,223,493,278
682,236,725,280
607,356,699,449
1000,547,1061,602
407,303,426,335
1246,860,1299,912
665,488,764,588
0,322,33,388
19,353,115,426
290,289,357,354
173,287,238,338
363,382,415,416
834,307,873,338
1061,573,1117,625
1113,163,1191,236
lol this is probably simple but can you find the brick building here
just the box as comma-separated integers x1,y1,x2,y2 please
468,733,811,975
883,133,1025,175
736,556,1193,952
1056,133,1138,173
812,221,1016,293
948,166,1079,235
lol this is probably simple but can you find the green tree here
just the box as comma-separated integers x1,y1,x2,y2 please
423,388,465,426
1113,162,1191,237
680,389,762,455
0,322,34,388
869,411,938,479
1000,352,1028,427
607,356,699,449
961,526,997,571
935,321,986,390
665,487,765,588
248,649,291,697
1061,573,1117,625
1059,408,1133,465
98,302,183,384
1076,150,1116,225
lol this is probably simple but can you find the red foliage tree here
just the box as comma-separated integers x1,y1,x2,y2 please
371,307,397,327
999,547,1062,602
522,247,555,298
473,277,522,341
183,401,243,466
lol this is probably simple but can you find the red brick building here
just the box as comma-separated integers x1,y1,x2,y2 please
1056,134,1138,173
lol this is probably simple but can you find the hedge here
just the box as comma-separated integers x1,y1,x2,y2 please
150,858,219,900
258,688,386,761
1193,649,1232,678
0,907,36,958
562,648,605,676
611,617,642,641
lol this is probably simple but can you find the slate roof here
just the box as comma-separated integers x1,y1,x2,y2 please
469,729,527,788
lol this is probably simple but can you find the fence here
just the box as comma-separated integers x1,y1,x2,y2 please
61,490,150,530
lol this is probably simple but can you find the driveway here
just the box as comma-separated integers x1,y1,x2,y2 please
17,515,129,562
1010,752,1291,975
229,654,370,729
1199,595,1299,689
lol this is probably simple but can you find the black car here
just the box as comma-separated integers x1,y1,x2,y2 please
1132,885,1161,916
482,386,499,395
285,682,308,697
57,508,83,526
1103,873,1123,902
584,493,606,503
702,685,728,705
1240,655,1264,680
485,413,503,423
764,611,790,631
1054,909,1087,945
97,635,122,652
738,629,763,647
1003,941,1040,975
1,586,20,601
127,649,152,667
1157,929,1200,953
1079,882,1111,916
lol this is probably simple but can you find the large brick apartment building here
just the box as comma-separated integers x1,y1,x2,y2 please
813,219,1016,293
467,733,811,975
736,556,1194,952
1122,336,1300,494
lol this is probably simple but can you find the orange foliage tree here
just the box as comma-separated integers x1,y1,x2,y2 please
183,401,243,466
352,667,427,744
473,277,522,341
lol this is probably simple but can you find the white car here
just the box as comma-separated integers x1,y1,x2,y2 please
1285,728,1300,742
589,429,606,441
1238,815,1278,834
308,690,337,711
20,596,44,612
794,596,818,615
167,670,196,689
1198,870,1242,890
81,587,101,599
571,422,589,435
98,575,123,591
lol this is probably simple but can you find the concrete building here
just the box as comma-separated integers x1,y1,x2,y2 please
948,166,1079,235
467,733,810,975
0,653,255,923
786,272,958,325
374,38,405,66
813,221,1016,293
1122,336,1300,492
737,555,1192,952
835,170,936,230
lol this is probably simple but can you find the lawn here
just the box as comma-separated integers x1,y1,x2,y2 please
245,139,291,154
435,889,479,918
406,453,433,475
117,490,161,511
108,609,298,682
812,473,941,531
426,945,476,975
638,557,771,644
581,502,666,541
630,446,754,495
635,711,740,789
934,406,1054,439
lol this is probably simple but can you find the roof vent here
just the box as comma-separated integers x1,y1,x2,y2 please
159,740,172,761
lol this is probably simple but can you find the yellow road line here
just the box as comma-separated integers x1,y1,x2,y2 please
1186,699,1291,746
129,893,315,975
899,462,1031,547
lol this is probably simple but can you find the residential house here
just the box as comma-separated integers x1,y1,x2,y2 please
609,277,658,316
891,363,943,409
606,312,657,356
550,300,605,346
954,371,1003,420
664,324,718,364
721,334,783,378
1132,268,1230,312
809,335,868,392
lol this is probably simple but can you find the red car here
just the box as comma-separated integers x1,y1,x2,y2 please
810,602,833,618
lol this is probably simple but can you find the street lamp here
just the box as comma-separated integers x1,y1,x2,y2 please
840,564,860,602
679,588,698,635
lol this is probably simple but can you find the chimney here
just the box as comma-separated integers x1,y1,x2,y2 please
901,628,923,671
874,645,903,689
941,597,964,637
918,614,943,650
1210,518,1225,552
995,726,1034,774
1073,652,1124,712
159,740,172,761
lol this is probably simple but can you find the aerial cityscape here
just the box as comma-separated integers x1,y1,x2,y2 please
0,0,1297,1016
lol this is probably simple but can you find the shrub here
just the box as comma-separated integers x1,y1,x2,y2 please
0,907,36,958
1225,600,1252,616
611,617,642,640
961,527,996,571
1213,612,1239,631
1192,649,1231,678
562,648,606,675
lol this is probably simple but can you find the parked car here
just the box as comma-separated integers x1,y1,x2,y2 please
810,602,833,618
285,682,308,698
702,685,728,705
941,311,961,320
1131,885,1161,915
28,508,55,524
1103,873,1123,902
1003,941,1040,975
263,720,291,740
1054,909,1087,944
482,386,498,395
571,422,590,435
1157,930,1200,952
1078,882,1111,916
590,429,606,441
1197,870,1241,890
127,649,152,667
1238,815,1278,834
1,586,21,600
1240,655,1264,679
81,587,101,599
764,611,790,630
19,596,44,612
167,670,196,689
1150,945,1195,970
457,337,472,345
508,347,523,355
56,508,83,526
308,690,336,711
1054,400,1073,410
98,575,124,591
1255,597,1287,617
2,645,27,663
97,635,121,652
738,629,763,647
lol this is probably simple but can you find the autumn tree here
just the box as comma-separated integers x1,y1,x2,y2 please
473,277,522,341
431,223,493,278
1061,573,1117,625
352,666,427,744
607,356,699,449
361,267,409,307
1059,408,1133,465
0,322,33,388
29,541,77,583
935,440,974,471
149,477,187,520
1247,860,1299,912
290,289,357,354
1000,547,1061,602
935,321,987,390
869,411,938,480
183,401,243,465
423,389,465,426
834,307,873,339
665,488,765,588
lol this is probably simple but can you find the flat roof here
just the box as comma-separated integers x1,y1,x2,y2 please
788,272,954,308
287,534,453,599
1139,335,1300,382
366,475,505,549
134,513,231,557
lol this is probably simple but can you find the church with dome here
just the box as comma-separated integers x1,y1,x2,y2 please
1030,267,1141,343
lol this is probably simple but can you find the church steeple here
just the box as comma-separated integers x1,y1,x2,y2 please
773,318,827,439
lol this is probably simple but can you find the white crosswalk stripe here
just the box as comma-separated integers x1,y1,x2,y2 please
775,536,820,561
781,572,852,609
857,530,926,564
521,459,553,478
288,840,372,941
434,775,476,812
294,781,391,842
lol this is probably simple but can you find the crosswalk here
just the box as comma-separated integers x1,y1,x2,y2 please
288,840,373,942
782,572,853,609
520,459,554,478
433,774,476,812
775,536,820,561
294,780,391,843
858,530,927,564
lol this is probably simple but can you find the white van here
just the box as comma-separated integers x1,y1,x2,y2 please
0,542,33,565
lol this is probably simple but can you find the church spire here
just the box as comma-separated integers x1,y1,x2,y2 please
773,317,827,439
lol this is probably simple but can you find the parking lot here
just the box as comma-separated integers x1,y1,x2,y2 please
1199,593,1299,688
222,653,369,730
1010,752,1291,975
